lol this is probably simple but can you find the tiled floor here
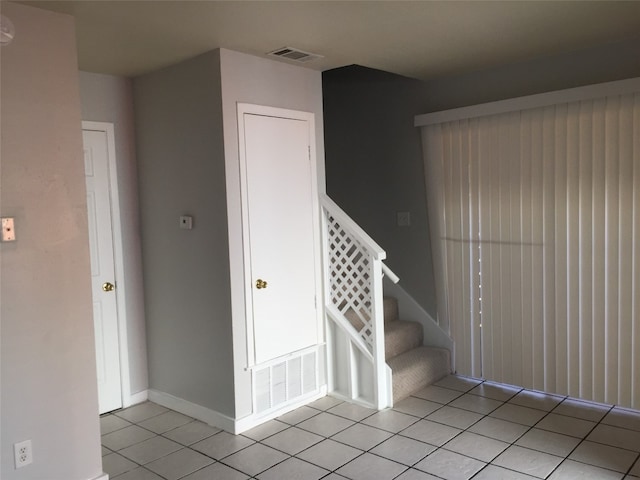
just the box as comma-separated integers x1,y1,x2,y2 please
101,375,640,479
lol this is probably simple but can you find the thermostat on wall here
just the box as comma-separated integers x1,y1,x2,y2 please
179,215,193,230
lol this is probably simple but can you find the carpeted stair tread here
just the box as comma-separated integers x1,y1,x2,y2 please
387,346,452,403
385,320,423,360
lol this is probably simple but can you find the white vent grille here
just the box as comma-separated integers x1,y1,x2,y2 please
268,46,323,63
253,350,318,414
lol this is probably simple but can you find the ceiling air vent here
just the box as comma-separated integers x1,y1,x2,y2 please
268,47,323,63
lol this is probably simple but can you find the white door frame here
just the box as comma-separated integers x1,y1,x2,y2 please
83,121,132,408
236,104,323,369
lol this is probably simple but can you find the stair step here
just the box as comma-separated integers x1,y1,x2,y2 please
385,320,423,359
384,296,398,324
387,346,452,403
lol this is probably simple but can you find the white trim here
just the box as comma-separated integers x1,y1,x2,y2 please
82,121,131,412
148,389,236,433
149,387,326,435
415,77,640,126
123,389,148,408
234,386,326,434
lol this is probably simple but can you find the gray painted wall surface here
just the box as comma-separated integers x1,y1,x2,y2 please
79,71,149,397
133,51,235,416
323,37,640,320
0,3,103,479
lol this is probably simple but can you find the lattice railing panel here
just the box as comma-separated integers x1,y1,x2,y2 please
325,212,374,350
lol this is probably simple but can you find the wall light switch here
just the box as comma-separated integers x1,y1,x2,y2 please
179,215,193,230
396,211,411,227
1,217,16,241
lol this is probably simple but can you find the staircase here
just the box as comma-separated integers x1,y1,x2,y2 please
347,296,451,403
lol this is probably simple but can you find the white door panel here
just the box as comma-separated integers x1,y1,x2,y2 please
84,129,122,414
242,112,318,364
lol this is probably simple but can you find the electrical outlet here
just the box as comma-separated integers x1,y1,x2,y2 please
1,217,16,241
14,440,33,468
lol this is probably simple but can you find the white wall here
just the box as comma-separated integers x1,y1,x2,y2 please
0,3,103,480
218,48,325,419
78,71,149,401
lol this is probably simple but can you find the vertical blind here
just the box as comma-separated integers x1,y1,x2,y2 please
422,92,640,409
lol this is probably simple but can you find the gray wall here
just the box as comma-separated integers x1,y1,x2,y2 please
79,71,149,398
0,3,103,479
323,67,437,316
133,51,235,416
323,36,640,320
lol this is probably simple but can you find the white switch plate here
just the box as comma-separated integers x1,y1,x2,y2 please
1,217,16,241
396,211,411,227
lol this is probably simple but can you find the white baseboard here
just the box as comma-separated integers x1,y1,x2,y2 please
148,386,328,435
148,389,236,433
123,389,149,408
234,386,327,434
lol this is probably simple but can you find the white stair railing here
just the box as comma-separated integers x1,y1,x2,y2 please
320,195,398,409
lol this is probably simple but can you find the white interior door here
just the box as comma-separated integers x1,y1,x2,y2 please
241,110,319,365
83,129,122,414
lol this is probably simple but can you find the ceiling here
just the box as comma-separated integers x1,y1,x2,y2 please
15,1,640,80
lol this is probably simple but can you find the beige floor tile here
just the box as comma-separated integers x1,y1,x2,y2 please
144,448,213,480
118,436,182,465
588,424,640,452
535,413,596,438
473,465,538,479
256,457,328,480
261,426,323,455
222,443,289,477
162,420,221,446
400,419,462,447
443,431,509,462
102,452,138,477
296,438,363,470
515,428,581,457
412,385,463,404
191,431,254,459
493,445,563,478
414,449,485,480
241,419,289,441
553,398,610,422
370,435,435,465
138,410,193,434
468,382,521,402
434,375,482,392
102,425,156,451
114,402,168,423
336,452,407,480
449,393,503,415
297,412,354,437
307,395,343,411
110,467,165,480
468,417,528,443
181,462,249,480
328,402,376,421
361,409,419,433
569,441,638,473
393,397,442,418
277,405,319,425
509,390,564,411
394,469,442,480
101,414,133,435
602,407,640,432
331,423,393,450
548,459,624,480
425,406,483,429
490,403,547,426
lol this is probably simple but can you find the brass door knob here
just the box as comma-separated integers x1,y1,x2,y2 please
255,279,268,289
102,282,115,292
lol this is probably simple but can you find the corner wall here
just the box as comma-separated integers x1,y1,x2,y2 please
133,50,235,417
0,3,103,479
218,48,325,419
78,71,149,401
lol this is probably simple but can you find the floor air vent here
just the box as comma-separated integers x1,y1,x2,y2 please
268,47,323,63
254,351,317,414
